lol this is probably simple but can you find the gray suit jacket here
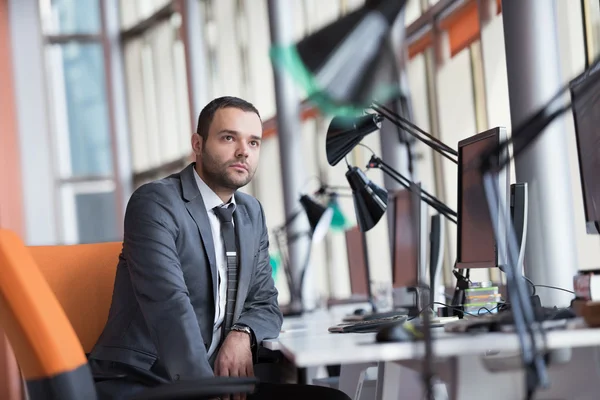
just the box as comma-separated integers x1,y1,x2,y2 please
89,163,283,382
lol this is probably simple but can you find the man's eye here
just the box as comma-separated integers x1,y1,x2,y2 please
224,136,233,141
250,141,259,147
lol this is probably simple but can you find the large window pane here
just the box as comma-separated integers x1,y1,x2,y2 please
46,42,114,177
75,191,119,243
39,0,101,34
122,17,192,175
120,0,172,29
60,182,119,244
436,47,477,272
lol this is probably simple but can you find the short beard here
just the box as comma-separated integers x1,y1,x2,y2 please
200,148,253,190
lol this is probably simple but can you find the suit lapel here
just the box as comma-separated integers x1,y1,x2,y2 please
181,164,218,302
233,203,253,318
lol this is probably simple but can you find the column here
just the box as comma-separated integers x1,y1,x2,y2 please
502,0,577,307
266,0,312,311
380,8,413,254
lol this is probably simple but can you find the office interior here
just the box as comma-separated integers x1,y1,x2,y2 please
2,0,600,399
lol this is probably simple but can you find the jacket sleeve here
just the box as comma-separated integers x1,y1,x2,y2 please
124,189,213,380
235,202,283,345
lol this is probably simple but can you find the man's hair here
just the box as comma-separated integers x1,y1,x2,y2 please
195,96,261,141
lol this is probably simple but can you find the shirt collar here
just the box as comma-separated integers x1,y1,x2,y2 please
193,167,236,212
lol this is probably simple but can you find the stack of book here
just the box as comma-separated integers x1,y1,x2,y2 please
573,270,600,327
573,270,600,301
463,281,502,316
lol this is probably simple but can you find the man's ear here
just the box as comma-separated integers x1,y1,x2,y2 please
191,133,203,155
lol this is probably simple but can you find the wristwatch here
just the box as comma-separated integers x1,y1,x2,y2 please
231,324,256,351
231,324,252,336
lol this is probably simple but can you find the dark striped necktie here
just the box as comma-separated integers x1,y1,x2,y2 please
213,204,238,336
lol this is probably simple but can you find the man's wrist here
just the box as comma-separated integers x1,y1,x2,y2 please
229,325,252,347
231,324,256,348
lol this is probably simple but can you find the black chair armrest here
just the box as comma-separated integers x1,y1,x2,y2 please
92,372,128,382
130,377,258,400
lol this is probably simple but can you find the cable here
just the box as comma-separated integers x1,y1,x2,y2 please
498,265,537,297
409,301,478,319
534,285,575,295
356,142,376,155
525,276,537,296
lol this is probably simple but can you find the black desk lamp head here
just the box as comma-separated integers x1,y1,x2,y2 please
326,114,383,166
270,0,407,115
299,194,333,242
345,166,388,232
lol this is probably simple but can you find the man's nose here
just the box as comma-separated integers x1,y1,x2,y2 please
236,142,249,158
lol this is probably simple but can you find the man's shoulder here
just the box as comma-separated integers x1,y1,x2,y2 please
130,173,183,205
235,191,262,212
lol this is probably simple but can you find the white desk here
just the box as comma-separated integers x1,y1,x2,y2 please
263,310,600,400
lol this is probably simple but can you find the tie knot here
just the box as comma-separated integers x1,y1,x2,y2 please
213,203,235,223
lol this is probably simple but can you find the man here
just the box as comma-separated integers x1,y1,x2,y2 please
89,97,350,400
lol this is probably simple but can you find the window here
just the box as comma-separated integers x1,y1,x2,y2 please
583,0,600,64
120,0,172,29
40,0,101,34
39,0,123,244
120,1,193,187
46,42,113,178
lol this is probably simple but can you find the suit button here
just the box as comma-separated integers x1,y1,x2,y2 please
175,374,180,381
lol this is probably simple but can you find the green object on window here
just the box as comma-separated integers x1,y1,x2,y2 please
328,197,347,231
269,252,281,279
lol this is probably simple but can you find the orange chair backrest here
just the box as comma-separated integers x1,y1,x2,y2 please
28,241,121,354
0,229,87,380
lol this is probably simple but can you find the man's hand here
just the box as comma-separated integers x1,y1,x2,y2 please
214,331,254,400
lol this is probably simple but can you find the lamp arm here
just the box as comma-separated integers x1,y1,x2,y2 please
369,156,458,224
273,230,295,300
279,209,304,229
479,76,574,175
371,102,459,163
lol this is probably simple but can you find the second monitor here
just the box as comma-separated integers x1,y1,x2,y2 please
456,127,510,271
392,183,428,310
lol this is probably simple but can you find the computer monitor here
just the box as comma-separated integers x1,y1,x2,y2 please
456,127,510,270
345,225,369,296
392,183,426,288
570,60,600,234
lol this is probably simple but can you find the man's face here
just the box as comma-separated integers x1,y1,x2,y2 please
193,107,262,191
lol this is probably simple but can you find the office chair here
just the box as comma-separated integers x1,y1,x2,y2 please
0,229,257,400
29,241,122,355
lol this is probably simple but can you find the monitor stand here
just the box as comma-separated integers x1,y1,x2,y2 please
392,286,430,317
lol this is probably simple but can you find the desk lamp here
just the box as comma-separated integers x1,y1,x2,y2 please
274,195,333,315
269,0,407,117
316,183,384,313
326,114,458,225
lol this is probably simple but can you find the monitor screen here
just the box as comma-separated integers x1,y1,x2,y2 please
570,61,600,234
345,226,369,295
392,188,420,288
457,127,510,269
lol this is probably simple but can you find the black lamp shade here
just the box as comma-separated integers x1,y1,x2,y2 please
299,195,333,242
326,114,383,166
345,167,388,232
271,0,407,113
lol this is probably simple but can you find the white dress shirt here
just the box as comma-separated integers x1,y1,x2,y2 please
193,169,236,359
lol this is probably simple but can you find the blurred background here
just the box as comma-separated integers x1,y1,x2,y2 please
1,0,600,306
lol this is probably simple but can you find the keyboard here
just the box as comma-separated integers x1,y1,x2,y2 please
342,309,409,322
329,315,408,333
